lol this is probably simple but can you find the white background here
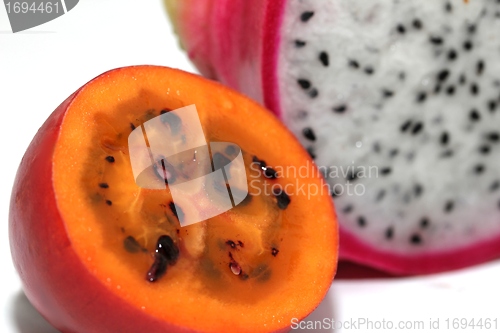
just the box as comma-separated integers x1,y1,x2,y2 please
1,1,499,332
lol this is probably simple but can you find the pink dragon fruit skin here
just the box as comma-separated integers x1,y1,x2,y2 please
166,0,286,115
167,0,500,275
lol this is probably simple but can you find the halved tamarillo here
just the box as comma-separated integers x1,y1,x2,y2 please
9,65,338,333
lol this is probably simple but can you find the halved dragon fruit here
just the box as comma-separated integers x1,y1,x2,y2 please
167,0,500,274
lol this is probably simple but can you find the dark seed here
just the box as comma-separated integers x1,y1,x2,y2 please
252,156,267,170
105,200,112,206
380,167,392,176
420,218,430,228
441,132,449,145
474,164,485,174
434,84,441,94
239,272,249,280
302,127,316,141
414,184,424,197
437,69,450,82
401,120,412,132
488,100,497,113
389,148,399,157
429,36,444,45
297,79,311,90
147,235,179,282
447,49,458,61
307,147,316,159
490,181,500,192
169,202,185,223
124,236,142,253
385,227,394,240
264,167,278,179
153,159,177,184
383,90,394,98
396,24,406,34
459,74,467,85
373,142,382,153
146,253,168,282
273,189,291,210
357,216,366,227
300,11,314,22
470,83,479,95
446,86,455,96
319,51,329,67
294,39,306,47
364,67,374,75
105,156,115,163
343,205,354,213
212,152,232,169
468,24,477,34
348,59,360,69
347,170,358,182
308,88,319,98
159,111,182,135
445,2,452,12
225,145,237,155
333,104,348,113
99,182,109,189
441,150,454,158
376,189,386,202
479,145,491,154
412,122,424,135
477,60,485,76
157,235,179,263
463,40,473,51
271,248,279,257
470,109,481,122
410,234,422,245
416,92,427,103
444,200,454,213
412,19,423,30
486,132,500,142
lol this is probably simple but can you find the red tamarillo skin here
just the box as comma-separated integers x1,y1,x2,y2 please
167,0,500,275
10,93,175,333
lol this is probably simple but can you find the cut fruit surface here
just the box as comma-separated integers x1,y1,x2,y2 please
9,66,338,333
